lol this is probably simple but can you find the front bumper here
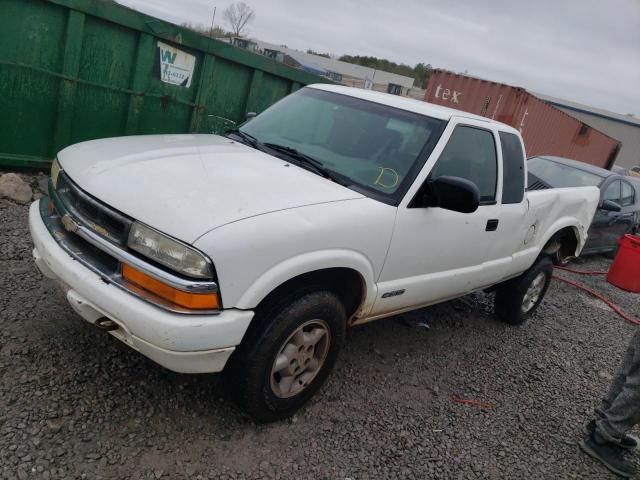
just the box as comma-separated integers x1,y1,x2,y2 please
29,199,253,373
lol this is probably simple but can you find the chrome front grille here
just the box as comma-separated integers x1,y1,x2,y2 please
55,172,132,245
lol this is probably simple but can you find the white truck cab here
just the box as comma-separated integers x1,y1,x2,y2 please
29,84,600,421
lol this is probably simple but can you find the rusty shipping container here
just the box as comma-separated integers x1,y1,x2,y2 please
424,70,620,169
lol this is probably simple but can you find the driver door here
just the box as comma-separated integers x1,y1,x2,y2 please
373,118,504,316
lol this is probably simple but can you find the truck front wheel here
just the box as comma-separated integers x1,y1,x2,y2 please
494,257,553,325
226,290,346,423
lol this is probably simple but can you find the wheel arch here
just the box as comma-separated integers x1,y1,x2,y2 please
233,266,368,353
540,224,581,263
234,250,377,318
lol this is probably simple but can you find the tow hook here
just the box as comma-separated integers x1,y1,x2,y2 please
94,317,119,332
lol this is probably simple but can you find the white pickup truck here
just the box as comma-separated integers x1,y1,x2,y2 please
30,84,600,421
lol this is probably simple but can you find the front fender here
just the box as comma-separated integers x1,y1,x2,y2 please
234,249,378,313
193,198,396,315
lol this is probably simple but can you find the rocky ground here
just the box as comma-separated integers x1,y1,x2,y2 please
1,173,640,479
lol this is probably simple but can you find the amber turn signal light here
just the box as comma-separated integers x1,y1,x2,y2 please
121,263,220,310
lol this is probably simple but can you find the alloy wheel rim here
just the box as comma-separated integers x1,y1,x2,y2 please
270,319,331,399
522,272,546,313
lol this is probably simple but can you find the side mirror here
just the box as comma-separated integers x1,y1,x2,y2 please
424,176,480,213
601,199,622,212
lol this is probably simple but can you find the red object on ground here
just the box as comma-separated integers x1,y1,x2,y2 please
423,70,621,169
607,235,640,293
451,394,495,409
554,265,609,275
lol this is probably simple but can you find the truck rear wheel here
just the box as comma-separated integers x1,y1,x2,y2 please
494,257,553,325
225,290,346,423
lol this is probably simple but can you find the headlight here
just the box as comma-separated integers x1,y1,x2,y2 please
127,222,213,279
51,158,62,189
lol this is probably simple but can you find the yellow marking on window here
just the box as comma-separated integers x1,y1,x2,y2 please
374,167,400,189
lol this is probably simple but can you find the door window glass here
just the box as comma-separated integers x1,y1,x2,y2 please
604,181,622,202
621,182,635,206
430,126,498,202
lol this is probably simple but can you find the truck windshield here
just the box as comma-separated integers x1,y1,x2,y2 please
527,157,604,188
238,88,444,204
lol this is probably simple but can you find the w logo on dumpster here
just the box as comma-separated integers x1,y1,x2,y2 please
156,41,196,88
160,48,177,64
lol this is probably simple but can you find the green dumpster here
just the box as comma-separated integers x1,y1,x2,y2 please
0,0,331,168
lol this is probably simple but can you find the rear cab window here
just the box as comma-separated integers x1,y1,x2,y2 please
499,131,525,204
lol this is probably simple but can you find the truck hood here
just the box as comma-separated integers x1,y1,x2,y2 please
58,134,363,243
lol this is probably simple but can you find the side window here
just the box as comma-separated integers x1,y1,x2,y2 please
431,126,497,202
499,132,525,204
621,182,635,206
604,180,622,202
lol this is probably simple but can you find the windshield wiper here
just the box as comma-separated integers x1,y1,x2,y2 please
262,143,347,185
225,129,260,148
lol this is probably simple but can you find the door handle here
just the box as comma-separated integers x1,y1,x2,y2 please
486,219,499,231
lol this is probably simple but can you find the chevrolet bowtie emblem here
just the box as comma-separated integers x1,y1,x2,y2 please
61,214,79,233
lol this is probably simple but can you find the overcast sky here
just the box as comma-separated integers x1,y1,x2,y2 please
117,0,640,116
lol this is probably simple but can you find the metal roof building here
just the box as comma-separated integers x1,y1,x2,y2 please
252,40,415,94
535,93,640,171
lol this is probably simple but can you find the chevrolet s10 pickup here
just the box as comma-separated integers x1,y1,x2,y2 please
30,84,600,421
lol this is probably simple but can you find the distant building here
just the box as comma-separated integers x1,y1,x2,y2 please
229,37,258,52
222,37,415,96
535,93,640,171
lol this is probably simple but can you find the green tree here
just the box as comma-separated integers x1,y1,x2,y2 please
306,49,331,59
413,63,433,88
182,23,231,39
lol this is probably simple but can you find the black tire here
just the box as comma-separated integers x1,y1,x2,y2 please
494,257,553,325
225,290,346,423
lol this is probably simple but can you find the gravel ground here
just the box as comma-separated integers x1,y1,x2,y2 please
2,184,640,479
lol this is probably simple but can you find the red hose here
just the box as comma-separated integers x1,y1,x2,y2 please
554,265,608,275
552,272,640,326
451,394,495,409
